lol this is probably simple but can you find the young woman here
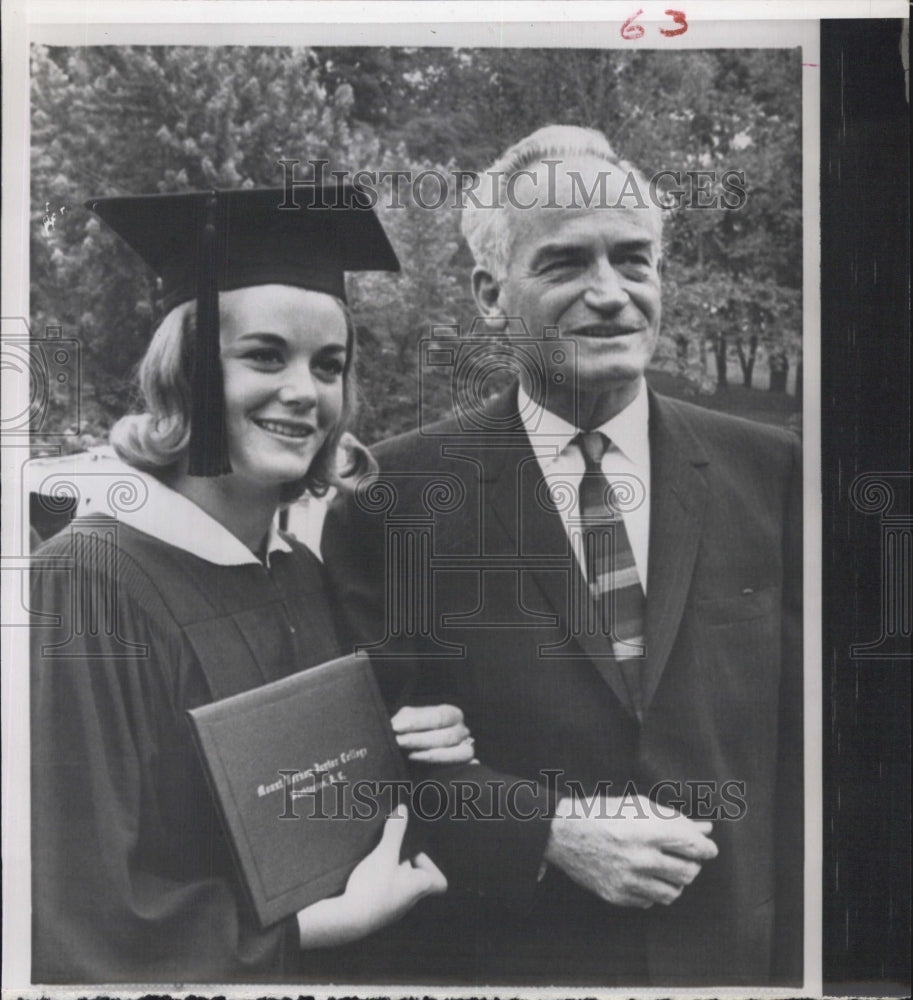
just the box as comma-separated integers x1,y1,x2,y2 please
29,186,472,983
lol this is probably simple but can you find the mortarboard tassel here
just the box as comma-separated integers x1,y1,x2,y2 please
187,191,232,477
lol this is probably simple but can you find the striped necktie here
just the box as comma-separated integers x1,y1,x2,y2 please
576,431,647,711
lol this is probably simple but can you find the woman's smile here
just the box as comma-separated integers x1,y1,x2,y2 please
251,416,317,440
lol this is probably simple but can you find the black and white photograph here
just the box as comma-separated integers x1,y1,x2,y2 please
1,3,908,997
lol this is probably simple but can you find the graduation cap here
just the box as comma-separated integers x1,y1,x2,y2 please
86,185,400,477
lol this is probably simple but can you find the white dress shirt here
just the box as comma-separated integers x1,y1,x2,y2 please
517,379,651,591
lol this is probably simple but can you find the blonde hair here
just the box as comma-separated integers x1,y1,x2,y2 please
110,294,371,501
461,124,663,277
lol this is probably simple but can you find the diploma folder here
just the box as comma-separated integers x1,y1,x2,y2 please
187,652,410,928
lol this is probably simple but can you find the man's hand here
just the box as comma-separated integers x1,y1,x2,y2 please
544,795,718,908
297,806,447,948
391,704,476,764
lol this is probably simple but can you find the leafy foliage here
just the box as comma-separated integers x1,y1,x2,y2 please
30,44,802,448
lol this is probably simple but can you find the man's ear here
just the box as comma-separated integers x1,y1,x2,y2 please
471,267,508,332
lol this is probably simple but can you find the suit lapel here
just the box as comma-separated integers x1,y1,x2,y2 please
476,385,572,602
479,385,642,716
641,392,710,713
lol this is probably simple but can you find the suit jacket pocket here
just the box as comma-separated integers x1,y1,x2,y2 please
693,588,782,734
695,585,778,625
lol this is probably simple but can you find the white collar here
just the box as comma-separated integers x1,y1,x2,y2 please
40,448,292,566
517,378,650,466
121,474,292,566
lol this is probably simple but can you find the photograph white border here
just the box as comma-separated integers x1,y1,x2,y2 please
3,2,904,996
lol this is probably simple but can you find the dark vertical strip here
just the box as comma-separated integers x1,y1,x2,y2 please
821,19,910,993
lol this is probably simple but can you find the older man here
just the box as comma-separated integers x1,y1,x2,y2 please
324,125,803,987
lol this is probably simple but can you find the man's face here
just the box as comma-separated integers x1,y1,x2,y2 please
488,156,662,398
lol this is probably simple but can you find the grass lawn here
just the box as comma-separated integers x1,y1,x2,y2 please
646,368,802,434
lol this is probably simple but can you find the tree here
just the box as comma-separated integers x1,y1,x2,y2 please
31,45,360,435
31,45,804,446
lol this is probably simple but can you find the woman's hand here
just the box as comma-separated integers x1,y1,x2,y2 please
391,704,477,764
296,806,446,949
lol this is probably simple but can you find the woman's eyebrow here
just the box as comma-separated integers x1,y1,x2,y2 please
233,332,286,345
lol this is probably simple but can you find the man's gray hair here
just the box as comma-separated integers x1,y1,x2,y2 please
460,124,661,276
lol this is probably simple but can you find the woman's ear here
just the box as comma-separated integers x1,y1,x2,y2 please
471,267,508,333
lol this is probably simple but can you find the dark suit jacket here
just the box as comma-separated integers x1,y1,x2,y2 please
323,385,803,987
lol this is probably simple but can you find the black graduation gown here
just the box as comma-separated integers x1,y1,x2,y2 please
30,516,346,984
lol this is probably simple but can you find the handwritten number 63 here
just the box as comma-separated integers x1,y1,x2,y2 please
621,9,688,40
